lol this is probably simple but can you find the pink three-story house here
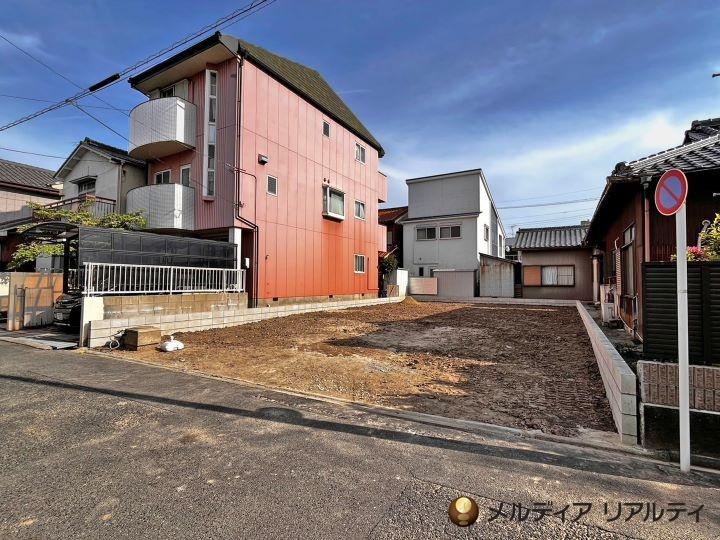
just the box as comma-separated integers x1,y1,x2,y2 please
126,32,387,306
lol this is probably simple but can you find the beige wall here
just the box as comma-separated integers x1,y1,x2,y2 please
521,248,593,301
0,187,57,223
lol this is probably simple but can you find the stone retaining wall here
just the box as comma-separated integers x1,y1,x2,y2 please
638,361,720,412
576,301,638,445
88,296,403,348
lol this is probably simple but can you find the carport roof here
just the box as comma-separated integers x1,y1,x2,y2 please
514,224,588,250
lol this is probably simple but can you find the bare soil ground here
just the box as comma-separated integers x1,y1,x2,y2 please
109,299,615,437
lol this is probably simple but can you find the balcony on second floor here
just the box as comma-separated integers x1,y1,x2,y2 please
128,97,196,160
126,183,195,230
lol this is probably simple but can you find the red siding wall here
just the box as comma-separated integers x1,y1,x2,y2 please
147,59,237,230
238,60,384,301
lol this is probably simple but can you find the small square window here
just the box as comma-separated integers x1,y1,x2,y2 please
354,200,365,220
155,170,171,184
355,143,366,164
323,121,330,137
354,254,365,273
267,175,278,196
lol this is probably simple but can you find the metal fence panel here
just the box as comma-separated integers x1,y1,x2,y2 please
83,262,246,296
643,262,719,365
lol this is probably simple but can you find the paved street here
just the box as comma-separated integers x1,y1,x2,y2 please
1,342,719,539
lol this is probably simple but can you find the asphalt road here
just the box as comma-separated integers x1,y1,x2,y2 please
1,342,719,539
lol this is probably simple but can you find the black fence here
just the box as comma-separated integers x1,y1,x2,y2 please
75,227,236,269
643,262,720,365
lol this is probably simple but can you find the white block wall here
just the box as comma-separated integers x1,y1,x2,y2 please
576,301,638,444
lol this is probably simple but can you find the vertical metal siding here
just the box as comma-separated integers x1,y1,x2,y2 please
238,60,381,301
643,262,719,364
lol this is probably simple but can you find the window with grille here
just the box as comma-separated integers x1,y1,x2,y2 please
354,254,365,273
77,178,96,195
180,166,191,187
267,176,278,196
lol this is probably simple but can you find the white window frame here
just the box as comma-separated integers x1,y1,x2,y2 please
180,165,191,187
267,175,278,196
354,200,366,220
203,69,218,197
439,224,461,239
355,142,366,164
354,254,365,274
322,185,345,220
416,226,437,241
323,120,331,137
155,170,171,185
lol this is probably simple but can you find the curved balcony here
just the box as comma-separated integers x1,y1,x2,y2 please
126,184,195,230
128,97,196,160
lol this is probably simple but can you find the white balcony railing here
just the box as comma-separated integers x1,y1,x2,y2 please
82,262,246,296
128,97,196,159
126,184,195,230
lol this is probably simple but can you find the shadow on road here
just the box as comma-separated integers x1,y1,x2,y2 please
2,372,717,488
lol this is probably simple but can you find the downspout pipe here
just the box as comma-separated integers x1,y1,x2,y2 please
233,54,259,308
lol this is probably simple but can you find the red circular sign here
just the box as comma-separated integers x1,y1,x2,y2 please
655,169,688,216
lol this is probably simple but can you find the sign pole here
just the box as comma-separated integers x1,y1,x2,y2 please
676,202,690,472
655,168,690,472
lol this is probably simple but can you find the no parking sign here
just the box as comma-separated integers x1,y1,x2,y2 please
655,168,690,472
655,169,688,216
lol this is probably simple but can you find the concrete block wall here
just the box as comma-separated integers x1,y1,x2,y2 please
88,295,404,349
576,301,638,445
638,361,720,413
102,292,248,319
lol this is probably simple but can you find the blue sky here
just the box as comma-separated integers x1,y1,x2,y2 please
1,0,719,235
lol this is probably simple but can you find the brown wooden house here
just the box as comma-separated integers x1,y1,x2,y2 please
586,118,720,340
378,205,407,266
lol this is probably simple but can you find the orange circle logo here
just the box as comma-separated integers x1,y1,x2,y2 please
448,496,479,527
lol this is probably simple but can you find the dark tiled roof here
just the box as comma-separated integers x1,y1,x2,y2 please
0,157,58,194
379,206,408,223
612,118,720,179
514,224,588,250
129,32,384,157
81,137,135,161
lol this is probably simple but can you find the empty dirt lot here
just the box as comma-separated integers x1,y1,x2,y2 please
110,300,615,437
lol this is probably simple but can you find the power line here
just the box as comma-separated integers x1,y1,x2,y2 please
496,197,598,210
0,0,276,133
500,205,597,220
495,186,600,204
0,93,130,111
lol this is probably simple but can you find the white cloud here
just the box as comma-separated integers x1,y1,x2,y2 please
0,29,44,56
379,108,697,231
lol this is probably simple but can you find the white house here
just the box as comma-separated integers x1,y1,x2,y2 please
402,168,505,277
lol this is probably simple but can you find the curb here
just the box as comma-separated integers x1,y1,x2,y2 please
83,347,668,462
